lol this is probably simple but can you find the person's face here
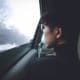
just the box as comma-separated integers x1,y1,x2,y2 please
41,24,62,48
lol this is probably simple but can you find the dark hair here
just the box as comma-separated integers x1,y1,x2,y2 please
40,13,64,28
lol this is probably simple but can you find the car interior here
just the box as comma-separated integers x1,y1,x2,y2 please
0,0,80,80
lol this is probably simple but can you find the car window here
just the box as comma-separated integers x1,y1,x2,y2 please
0,0,40,52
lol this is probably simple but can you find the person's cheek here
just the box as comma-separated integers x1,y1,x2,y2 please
45,32,52,44
44,32,48,43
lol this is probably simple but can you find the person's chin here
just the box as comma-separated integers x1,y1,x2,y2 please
46,44,53,48
46,43,55,48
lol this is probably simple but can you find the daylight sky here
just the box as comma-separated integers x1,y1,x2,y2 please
5,0,40,38
0,0,40,51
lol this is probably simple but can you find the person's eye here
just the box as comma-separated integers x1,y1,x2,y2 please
41,24,50,32
41,24,45,31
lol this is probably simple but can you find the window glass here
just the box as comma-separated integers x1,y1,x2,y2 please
0,0,40,52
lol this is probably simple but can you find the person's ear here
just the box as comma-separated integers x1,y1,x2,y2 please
56,27,62,39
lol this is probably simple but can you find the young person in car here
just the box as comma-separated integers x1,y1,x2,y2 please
25,13,78,80
40,13,75,63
